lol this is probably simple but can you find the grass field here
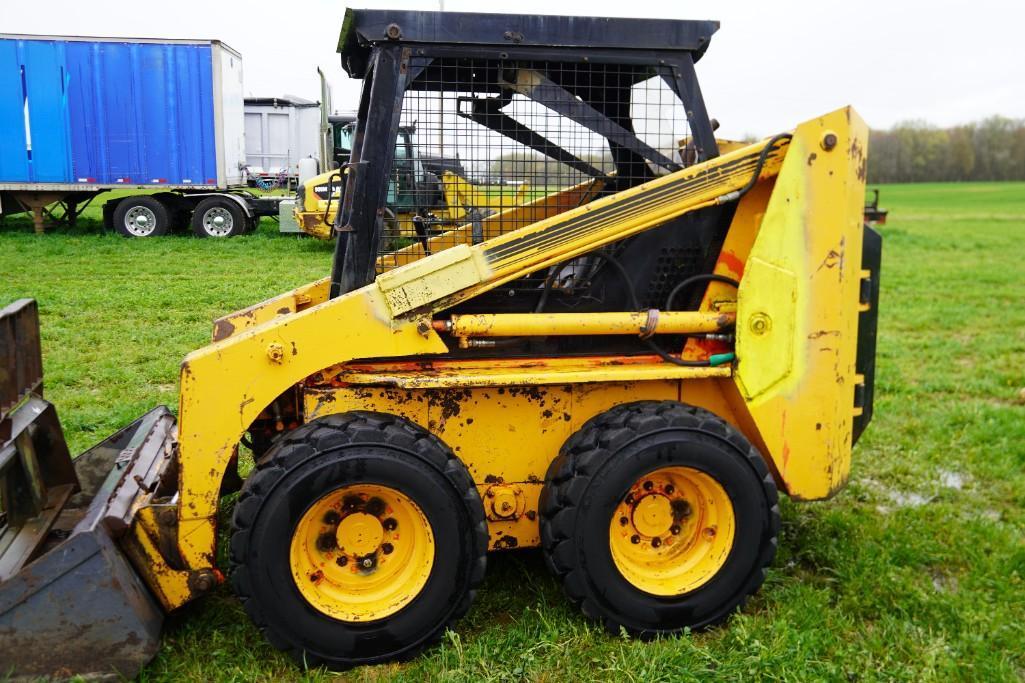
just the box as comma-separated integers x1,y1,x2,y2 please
1,183,1023,681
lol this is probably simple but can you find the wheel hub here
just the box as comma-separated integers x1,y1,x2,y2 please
336,512,384,557
289,484,435,622
124,206,157,236
632,494,673,537
202,207,234,236
609,466,736,596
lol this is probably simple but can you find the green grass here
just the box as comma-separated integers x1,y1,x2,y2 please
1,182,1024,681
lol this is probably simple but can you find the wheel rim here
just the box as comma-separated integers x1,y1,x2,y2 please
609,466,736,596
201,206,234,236
290,484,435,622
124,205,157,236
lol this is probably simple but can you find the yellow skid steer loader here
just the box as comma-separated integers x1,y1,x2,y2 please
0,9,880,677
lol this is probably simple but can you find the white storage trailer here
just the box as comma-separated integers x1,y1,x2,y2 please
244,96,323,187
0,34,282,237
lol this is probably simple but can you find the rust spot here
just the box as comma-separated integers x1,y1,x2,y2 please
808,330,841,339
212,318,235,342
716,251,745,278
493,535,518,549
277,306,291,314
483,474,505,484
807,152,817,166
525,510,537,521
849,136,867,181
291,341,298,356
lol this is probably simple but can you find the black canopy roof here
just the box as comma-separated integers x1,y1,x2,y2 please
338,8,719,76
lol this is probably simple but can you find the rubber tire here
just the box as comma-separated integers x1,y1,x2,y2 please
539,400,779,637
230,411,488,669
112,196,171,237
191,196,247,238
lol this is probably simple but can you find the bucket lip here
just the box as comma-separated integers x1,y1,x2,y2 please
0,405,176,610
73,406,177,537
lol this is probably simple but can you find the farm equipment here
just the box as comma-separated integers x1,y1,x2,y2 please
0,8,881,678
291,119,514,242
864,188,889,224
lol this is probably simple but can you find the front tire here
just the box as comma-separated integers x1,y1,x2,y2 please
539,401,779,636
230,412,487,669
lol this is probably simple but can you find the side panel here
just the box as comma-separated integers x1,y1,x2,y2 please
267,112,290,173
733,107,870,500
62,40,218,186
0,40,72,183
0,41,30,181
213,43,245,186
294,106,322,172
21,40,71,183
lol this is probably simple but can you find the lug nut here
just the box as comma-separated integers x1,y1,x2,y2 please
322,510,340,525
670,524,681,535
643,480,653,491
316,532,337,552
619,515,629,526
383,518,398,531
672,499,692,520
382,543,394,555
365,497,386,516
651,538,662,548
362,557,375,569
336,555,348,567
630,534,641,544
624,493,634,505
664,484,675,495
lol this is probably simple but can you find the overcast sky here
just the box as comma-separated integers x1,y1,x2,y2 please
5,0,1023,138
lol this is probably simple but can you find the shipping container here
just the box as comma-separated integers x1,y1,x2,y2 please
243,96,322,186
0,34,278,237
0,34,244,190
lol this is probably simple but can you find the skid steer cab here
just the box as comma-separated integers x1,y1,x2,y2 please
0,8,882,678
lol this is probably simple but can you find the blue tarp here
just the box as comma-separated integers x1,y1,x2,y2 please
0,38,217,185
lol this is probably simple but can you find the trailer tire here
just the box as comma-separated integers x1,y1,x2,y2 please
539,400,779,637
112,196,171,237
192,196,247,238
230,411,488,669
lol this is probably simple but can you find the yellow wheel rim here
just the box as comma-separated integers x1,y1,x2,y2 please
609,466,735,596
290,484,435,622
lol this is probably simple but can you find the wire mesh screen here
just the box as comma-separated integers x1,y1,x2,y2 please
375,57,694,274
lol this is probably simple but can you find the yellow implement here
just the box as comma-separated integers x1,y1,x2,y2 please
0,8,881,677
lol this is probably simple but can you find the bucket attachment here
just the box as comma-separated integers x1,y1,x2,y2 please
0,300,176,679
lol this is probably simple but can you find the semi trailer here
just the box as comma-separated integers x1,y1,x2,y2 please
0,34,282,237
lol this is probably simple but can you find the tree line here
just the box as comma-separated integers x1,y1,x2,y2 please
868,116,1025,183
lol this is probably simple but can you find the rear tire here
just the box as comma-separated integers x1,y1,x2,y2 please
192,196,247,238
230,412,488,669
112,196,171,237
539,400,779,636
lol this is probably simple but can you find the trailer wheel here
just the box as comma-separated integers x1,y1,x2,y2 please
539,401,779,636
230,411,488,669
112,196,171,237
192,197,247,237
